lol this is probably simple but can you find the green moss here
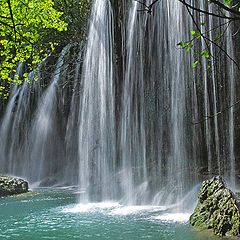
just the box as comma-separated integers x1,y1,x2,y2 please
189,176,240,236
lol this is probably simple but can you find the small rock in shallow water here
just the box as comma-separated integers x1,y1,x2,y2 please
190,176,240,236
0,176,28,197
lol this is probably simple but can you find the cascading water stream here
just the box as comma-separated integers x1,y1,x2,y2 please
78,0,116,202
28,46,70,182
64,45,84,185
8,79,31,175
120,1,148,205
208,3,221,175
120,0,195,205
226,19,236,189
197,1,220,177
0,63,24,174
167,0,190,202
198,2,237,185
0,86,20,172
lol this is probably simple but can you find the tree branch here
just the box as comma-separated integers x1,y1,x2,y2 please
210,0,240,16
7,0,17,42
192,99,240,125
134,0,161,14
177,0,240,20
0,15,11,20
135,0,240,20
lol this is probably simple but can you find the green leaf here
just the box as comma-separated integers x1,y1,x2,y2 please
193,60,199,69
201,50,210,59
224,0,232,6
191,30,196,36
178,41,186,47
0,0,70,95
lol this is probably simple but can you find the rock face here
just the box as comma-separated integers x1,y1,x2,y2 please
190,176,240,236
0,176,28,197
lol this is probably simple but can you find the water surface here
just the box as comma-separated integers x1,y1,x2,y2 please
0,189,221,240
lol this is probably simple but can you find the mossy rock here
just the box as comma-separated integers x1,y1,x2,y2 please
190,176,240,236
0,175,28,197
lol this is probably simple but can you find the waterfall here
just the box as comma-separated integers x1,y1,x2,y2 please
226,18,236,189
0,63,25,174
27,45,70,182
207,3,221,175
78,0,116,202
120,0,196,204
0,86,20,172
8,80,31,176
64,44,84,185
120,1,148,205
0,0,238,206
166,0,191,201
197,3,237,185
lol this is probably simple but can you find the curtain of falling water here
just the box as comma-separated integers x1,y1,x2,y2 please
198,2,237,186
8,79,32,175
120,0,194,205
120,1,148,205
167,0,190,202
78,0,116,202
226,15,236,189
27,46,70,182
64,44,84,185
208,3,221,175
0,64,25,174
0,86,21,173
199,1,214,176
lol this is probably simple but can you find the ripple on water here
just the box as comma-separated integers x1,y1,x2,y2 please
61,202,121,213
153,213,191,223
109,205,168,216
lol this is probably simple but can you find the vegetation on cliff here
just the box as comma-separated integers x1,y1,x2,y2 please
190,176,240,236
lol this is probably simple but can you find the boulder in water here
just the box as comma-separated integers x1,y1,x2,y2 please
189,176,240,236
0,176,28,197
39,177,58,187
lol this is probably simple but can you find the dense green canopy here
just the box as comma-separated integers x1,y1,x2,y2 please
0,0,90,98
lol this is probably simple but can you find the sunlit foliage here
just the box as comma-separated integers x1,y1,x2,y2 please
0,0,68,97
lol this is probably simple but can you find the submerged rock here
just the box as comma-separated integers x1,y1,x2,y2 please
0,176,28,197
39,177,58,187
190,176,240,236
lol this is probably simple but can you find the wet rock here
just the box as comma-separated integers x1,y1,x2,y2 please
198,166,209,175
190,176,240,236
0,176,28,197
39,177,58,187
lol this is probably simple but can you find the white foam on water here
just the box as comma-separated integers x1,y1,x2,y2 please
110,205,168,216
154,213,191,222
62,202,188,222
62,202,121,213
